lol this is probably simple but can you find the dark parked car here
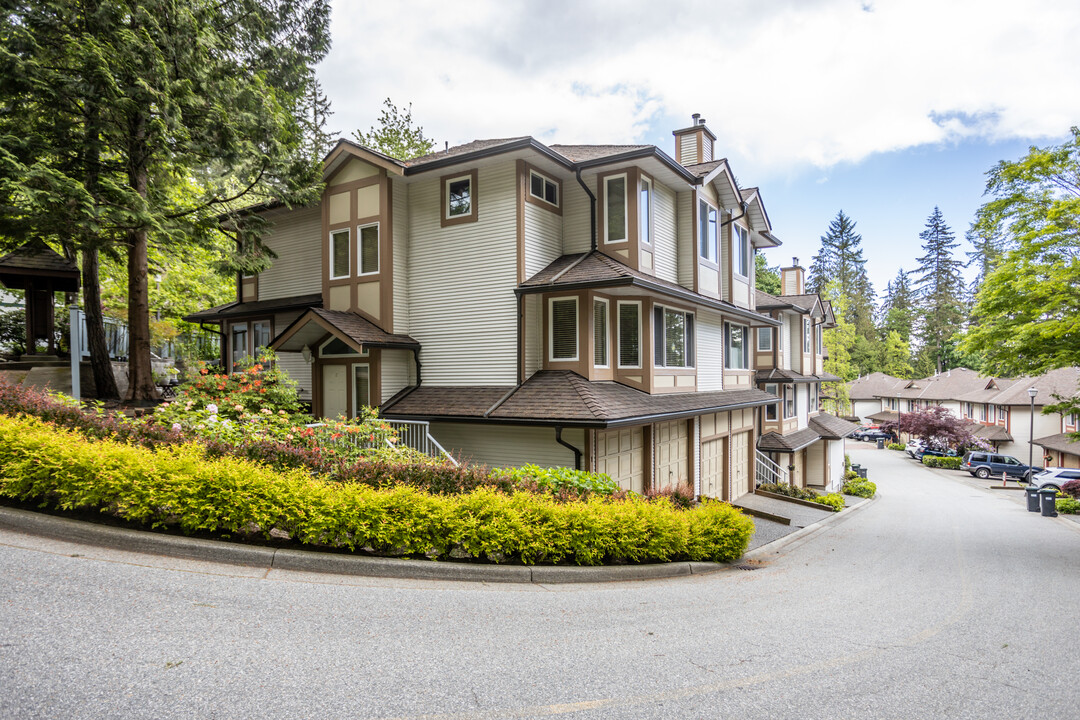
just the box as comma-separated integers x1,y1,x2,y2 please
961,451,1035,480
915,446,957,461
853,427,895,443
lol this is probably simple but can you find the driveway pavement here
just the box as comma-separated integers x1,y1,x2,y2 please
2,442,1079,719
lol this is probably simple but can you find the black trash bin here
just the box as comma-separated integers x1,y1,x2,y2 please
1025,486,1041,513
858,467,868,479
876,438,885,449
1039,487,1059,517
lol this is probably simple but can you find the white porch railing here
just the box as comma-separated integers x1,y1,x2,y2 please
756,451,790,487
307,418,457,466
384,419,457,466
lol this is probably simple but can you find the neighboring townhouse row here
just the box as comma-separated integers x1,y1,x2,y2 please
188,114,858,499
850,366,1080,468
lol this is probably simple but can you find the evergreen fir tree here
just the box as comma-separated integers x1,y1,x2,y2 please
912,206,967,374
879,268,915,344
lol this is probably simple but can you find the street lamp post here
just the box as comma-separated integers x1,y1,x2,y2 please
1028,387,1038,482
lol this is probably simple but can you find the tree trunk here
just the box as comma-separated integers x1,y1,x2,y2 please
124,117,158,404
81,247,119,399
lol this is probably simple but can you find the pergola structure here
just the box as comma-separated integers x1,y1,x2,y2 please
0,239,80,357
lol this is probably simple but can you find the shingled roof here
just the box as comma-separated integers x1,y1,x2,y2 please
271,307,420,355
548,144,653,162
808,413,861,439
519,251,777,326
402,137,532,166
757,427,820,453
184,293,322,323
848,372,908,401
381,370,775,428
1032,432,1080,456
0,239,80,291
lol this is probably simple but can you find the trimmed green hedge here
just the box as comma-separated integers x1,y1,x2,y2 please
0,415,754,565
810,493,845,512
843,477,877,498
886,443,905,451
922,456,962,470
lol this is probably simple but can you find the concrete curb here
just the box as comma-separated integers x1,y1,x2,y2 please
744,492,879,560
731,503,791,525
0,506,729,585
756,489,837,511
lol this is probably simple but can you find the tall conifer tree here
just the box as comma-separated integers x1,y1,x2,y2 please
912,206,966,373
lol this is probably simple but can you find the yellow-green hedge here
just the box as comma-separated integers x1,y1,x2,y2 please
0,415,754,565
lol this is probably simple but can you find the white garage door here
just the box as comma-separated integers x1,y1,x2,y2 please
655,420,689,491
701,437,725,499
596,428,644,494
731,431,751,499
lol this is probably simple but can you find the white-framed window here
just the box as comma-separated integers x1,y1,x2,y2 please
549,297,578,361
604,174,627,244
778,317,785,350
352,363,370,411
803,318,811,353
765,382,779,421
811,383,819,412
653,306,695,368
783,384,795,418
529,170,559,207
330,228,350,279
757,327,773,352
1067,413,1079,427
724,323,748,369
997,405,1006,422
909,400,916,412
358,222,379,276
252,320,272,356
593,298,608,368
699,200,717,262
445,174,473,218
989,405,997,422
639,176,652,246
980,403,988,421
816,324,822,354
230,322,248,367
617,301,640,368
733,223,750,277
319,337,367,357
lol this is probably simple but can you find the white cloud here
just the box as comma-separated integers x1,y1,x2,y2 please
320,0,1080,173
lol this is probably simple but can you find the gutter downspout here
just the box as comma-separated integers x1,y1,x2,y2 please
412,347,422,387
555,426,584,471
575,168,597,251
720,201,749,228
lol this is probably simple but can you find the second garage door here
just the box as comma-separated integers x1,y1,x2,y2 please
731,431,751,499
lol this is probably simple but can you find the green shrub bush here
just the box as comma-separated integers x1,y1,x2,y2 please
1056,497,1080,515
757,482,819,501
887,443,905,451
922,456,963,470
810,493,845,512
0,415,754,565
843,477,877,498
496,464,621,496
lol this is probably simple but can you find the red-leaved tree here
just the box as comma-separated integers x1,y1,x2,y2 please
882,406,981,450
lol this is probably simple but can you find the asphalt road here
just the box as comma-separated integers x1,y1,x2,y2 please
2,443,1079,720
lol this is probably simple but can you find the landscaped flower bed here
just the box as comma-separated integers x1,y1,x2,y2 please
0,414,754,565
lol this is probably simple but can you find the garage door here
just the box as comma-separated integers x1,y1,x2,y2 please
654,420,689,491
596,428,644,494
701,437,725,499
731,431,750,499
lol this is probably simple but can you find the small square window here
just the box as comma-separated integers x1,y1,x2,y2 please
765,383,779,421
757,327,773,352
441,170,478,226
529,171,559,207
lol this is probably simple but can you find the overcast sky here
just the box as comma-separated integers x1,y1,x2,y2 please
318,0,1080,297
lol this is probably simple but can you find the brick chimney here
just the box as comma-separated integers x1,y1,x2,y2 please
780,257,805,295
672,113,716,166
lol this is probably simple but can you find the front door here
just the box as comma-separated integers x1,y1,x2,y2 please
322,364,347,419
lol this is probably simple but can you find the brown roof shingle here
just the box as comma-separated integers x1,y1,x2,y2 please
548,144,652,162
382,370,776,427
184,293,322,323
1032,432,1080,456
757,428,820,452
808,413,861,439
403,137,531,166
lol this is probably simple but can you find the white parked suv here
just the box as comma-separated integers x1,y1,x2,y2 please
1029,467,1080,491
905,439,925,458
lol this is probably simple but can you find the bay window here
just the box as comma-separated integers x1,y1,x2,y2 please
724,323,748,369
653,306,695,368
699,200,717,262
549,297,578,361
617,301,640,368
604,175,627,243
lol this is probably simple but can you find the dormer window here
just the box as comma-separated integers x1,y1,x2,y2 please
604,175,627,243
639,176,652,246
733,224,750,277
699,200,718,263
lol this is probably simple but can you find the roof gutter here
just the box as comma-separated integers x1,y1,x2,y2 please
574,147,700,184
403,138,575,175
555,427,584,470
